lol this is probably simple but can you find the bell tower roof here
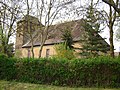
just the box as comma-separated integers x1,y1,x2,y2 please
17,15,43,26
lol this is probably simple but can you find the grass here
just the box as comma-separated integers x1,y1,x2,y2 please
0,80,119,90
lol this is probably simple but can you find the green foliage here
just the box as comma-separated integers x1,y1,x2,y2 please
0,43,14,57
0,24,14,57
0,54,16,80
54,43,75,60
80,21,109,58
0,55,120,88
14,49,22,58
61,28,73,49
79,1,109,58
6,43,14,57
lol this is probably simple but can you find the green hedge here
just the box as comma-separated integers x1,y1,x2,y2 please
0,55,120,88
0,54,16,80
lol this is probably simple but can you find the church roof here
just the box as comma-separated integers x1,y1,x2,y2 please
21,19,109,48
22,19,84,47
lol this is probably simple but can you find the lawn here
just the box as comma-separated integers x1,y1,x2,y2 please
0,80,119,90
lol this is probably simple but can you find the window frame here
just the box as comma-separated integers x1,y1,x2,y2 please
46,49,50,57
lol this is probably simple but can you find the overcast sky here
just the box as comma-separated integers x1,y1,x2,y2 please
9,0,120,52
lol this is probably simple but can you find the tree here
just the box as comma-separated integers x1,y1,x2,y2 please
102,0,120,15
0,18,14,57
0,0,20,57
0,43,14,57
24,0,35,58
16,0,38,58
86,0,120,58
80,21,109,58
34,0,76,58
20,15,37,58
79,0,109,58
103,0,119,57
61,24,73,50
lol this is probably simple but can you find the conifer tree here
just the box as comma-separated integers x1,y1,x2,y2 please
80,0,109,58
61,28,73,50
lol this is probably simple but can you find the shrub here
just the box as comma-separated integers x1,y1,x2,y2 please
0,55,17,80
0,55,120,88
54,43,75,60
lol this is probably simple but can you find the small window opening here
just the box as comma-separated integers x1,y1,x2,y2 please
46,49,50,57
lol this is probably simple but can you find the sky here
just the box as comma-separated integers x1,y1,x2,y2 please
53,0,120,52
9,0,120,52
96,0,120,52
100,26,120,52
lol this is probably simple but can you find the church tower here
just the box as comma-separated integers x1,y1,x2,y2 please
15,15,40,57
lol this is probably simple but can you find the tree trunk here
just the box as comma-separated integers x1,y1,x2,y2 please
31,39,34,58
109,5,115,58
109,25,114,58
38,27,49,58
39,43,44,58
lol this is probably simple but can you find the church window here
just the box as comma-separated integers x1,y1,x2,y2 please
46,49,50,57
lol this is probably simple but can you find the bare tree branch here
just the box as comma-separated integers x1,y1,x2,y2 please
102,0,120,14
